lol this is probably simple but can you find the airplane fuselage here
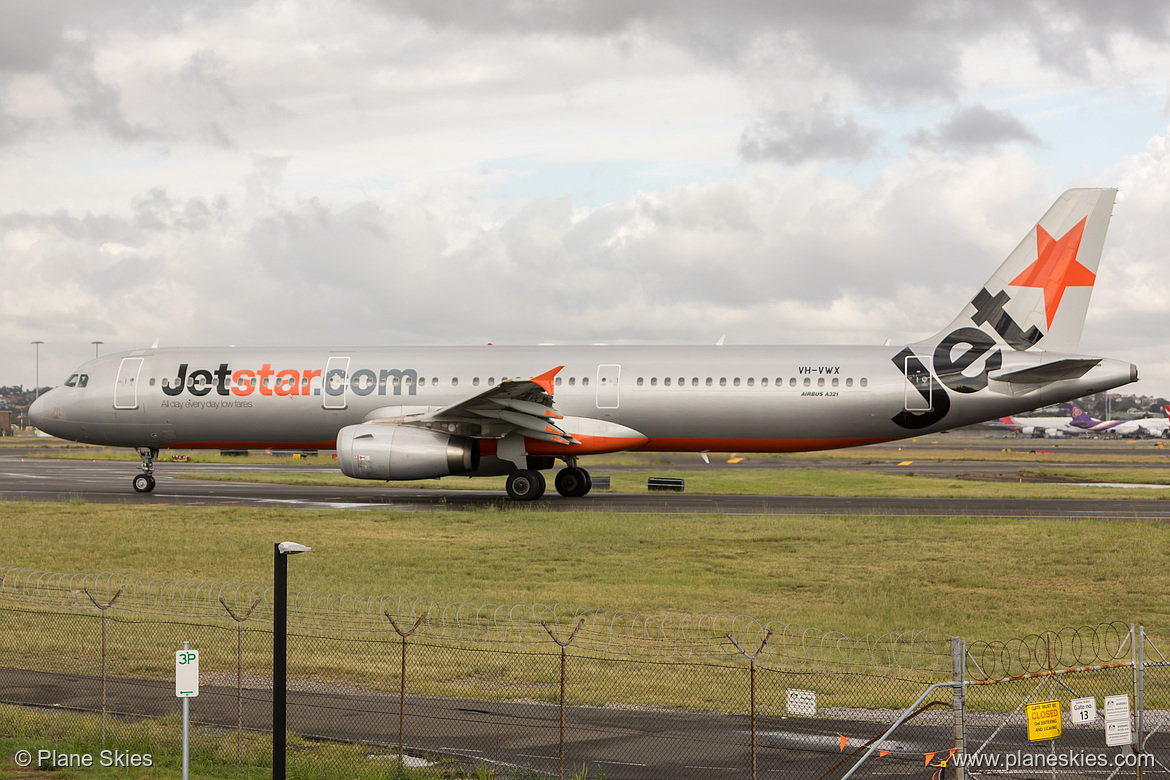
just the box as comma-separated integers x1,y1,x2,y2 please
35,344,1135,453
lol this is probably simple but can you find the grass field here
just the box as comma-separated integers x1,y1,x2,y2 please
1,500,1168,640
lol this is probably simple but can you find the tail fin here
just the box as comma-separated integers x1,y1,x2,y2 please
1066,401,1098,427
1164,404,1170,420
917,188,1116,354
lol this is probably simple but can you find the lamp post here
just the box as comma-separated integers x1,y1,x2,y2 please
273,541,311,780
30,341,43,400
92,340,103,358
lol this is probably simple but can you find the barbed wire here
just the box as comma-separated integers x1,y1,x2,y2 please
964,623,1132,680
0,564,1016,675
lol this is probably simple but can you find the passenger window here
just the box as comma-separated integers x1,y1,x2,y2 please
832,377,839,387
803,377,811,387
705,377,713,387
761,377,768,387
817,377,825,387
860,377,868,387
664,377,671,387
747,378,754,387
719,378,727,387
637,378,644,386
452,377,459,386
789,377,796,387
555,377,562,386
679,377,685,386
733,378,740,387
149,378,156,386
650,377,657,387
846,378,853,387
569,377,576,386
582,377,589,386
473,377,480,386
488,377,495,385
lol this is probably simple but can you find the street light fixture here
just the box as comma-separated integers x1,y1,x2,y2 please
92,341,103,358
30,341,44,400
273,541,311,780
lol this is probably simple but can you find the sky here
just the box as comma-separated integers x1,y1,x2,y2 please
3,0,1169,399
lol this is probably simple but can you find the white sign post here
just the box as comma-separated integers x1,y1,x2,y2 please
1105,694,1132,749
1070,697,1097,725
787,689,817,717
176,643,199,780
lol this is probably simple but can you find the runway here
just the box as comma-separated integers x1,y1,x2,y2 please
2,438,1169,519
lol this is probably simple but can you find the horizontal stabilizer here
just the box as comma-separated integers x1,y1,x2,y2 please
990,358,1101,384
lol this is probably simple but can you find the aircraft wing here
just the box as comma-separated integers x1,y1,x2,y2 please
396,366,579,445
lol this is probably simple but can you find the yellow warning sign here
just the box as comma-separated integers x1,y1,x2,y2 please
1027,700,1062,742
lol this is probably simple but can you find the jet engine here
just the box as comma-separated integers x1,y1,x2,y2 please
336,424,479,480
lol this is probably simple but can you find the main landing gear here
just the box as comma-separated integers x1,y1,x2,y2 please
503,463,593,501
133,447,158,493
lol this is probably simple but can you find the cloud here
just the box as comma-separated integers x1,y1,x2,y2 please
738,99,880,164
51,43,164,142
908,104,1044,152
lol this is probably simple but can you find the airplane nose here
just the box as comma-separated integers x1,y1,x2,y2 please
28,392,48,429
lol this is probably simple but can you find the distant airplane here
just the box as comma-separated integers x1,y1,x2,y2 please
989,412,1078,438
29,188,1137,499
1068,402,1170,438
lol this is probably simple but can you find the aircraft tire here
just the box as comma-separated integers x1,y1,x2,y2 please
133,474,156,493
555,467,592,497
506,469,546,501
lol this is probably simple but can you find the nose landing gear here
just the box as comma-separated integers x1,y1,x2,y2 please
134,447,158,493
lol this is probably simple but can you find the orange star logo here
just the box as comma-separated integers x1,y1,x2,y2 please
1009,217,1093,329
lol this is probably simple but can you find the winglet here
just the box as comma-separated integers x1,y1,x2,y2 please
530,366,564,395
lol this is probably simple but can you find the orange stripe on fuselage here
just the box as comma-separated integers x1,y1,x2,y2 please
162,440,337,450
636,437,895,453
523,432,650,457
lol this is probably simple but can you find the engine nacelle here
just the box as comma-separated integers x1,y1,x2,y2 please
336,424,479,480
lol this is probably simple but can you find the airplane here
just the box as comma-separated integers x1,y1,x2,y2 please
987,405,1086,438
1068,402,1170,438
29,188,1138,500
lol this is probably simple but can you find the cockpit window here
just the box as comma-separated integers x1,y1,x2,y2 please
64,374,78,387
78,374,88,388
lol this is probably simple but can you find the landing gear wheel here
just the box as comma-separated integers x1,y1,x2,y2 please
506,469,546,501
134,446,159,494
555,467,592,497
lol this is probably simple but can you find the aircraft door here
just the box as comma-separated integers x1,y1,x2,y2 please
114,357,143,410
323,356,350,410
596,364,620,409
903,354,933,412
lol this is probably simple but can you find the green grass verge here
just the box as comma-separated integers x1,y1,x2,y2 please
1,501,1168,638
0,704,559,779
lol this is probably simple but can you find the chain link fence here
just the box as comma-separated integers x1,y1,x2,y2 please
0,565,1166,779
